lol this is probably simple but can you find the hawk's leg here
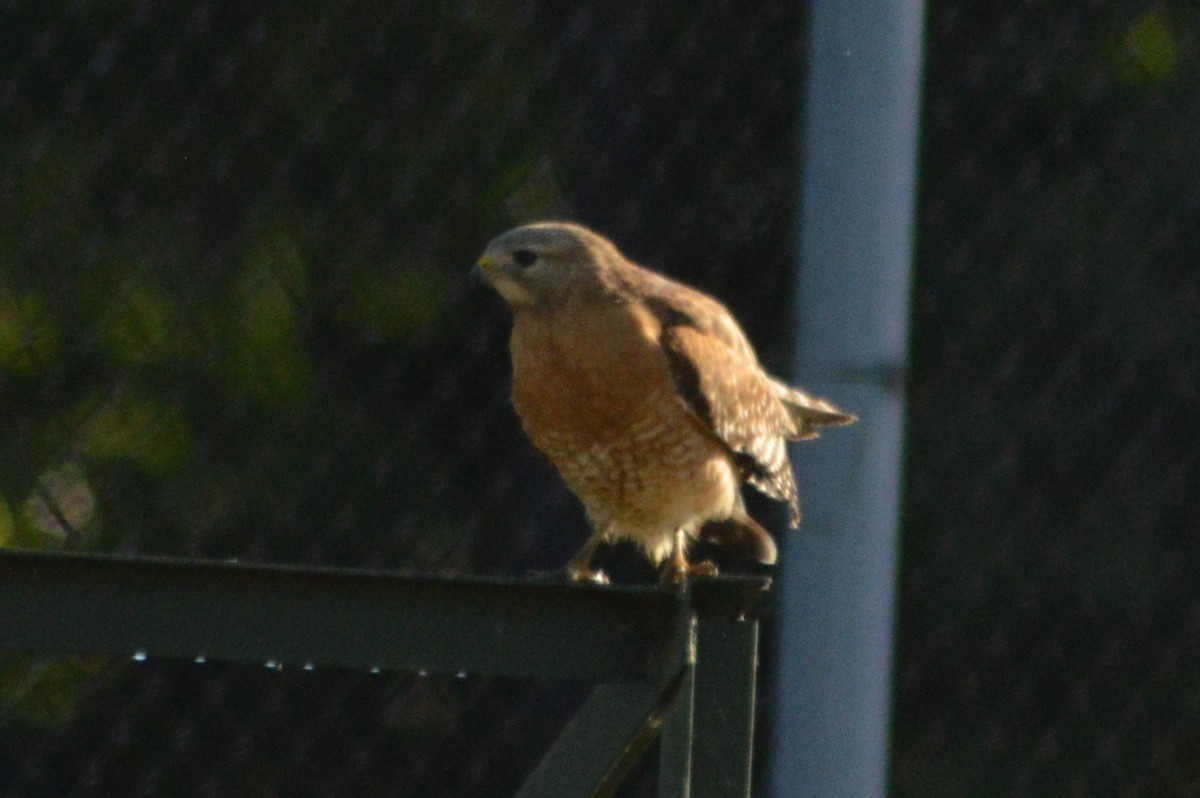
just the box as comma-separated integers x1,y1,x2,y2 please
660,528,718,585
564,530,610,585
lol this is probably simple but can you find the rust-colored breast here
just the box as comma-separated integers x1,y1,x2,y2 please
512,302,669,437
508,300,729,532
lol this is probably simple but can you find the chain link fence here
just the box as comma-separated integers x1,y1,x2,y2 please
1,1,1197,796
1,3,796,796
897,3,1200,795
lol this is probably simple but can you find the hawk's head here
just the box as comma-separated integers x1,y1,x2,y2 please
476,222,627,309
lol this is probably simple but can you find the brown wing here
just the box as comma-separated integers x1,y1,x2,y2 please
641,287,803,526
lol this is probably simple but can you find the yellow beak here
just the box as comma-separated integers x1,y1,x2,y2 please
476,255,494,272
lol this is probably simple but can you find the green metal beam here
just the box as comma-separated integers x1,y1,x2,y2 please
0,550,668,682
1,549,771,797
0,550,767,686
657,616,761,797
658,640,697,798
691,620,760,797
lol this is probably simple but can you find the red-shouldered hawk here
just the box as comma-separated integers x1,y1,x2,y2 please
476,222,855,584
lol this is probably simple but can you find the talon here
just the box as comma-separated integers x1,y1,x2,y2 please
661,566,687,587
659,559,719,586
566,567,609,585
661,528,718,585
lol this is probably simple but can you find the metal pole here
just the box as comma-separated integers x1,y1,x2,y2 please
771,1,924,796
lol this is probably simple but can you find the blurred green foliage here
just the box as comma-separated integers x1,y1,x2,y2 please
231,225,315,404
0,493,14,546
1113,8,1180,84
0,0,559,569
0,655,108,729
0,1,557,733
0,292,63,376
80,388,192,474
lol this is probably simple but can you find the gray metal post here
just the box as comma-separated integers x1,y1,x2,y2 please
771,1,924,797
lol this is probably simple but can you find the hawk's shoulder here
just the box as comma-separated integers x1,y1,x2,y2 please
635,276,803,524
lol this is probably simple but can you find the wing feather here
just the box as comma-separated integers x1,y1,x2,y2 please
642,288,803,525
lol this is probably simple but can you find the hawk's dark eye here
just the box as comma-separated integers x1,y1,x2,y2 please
512,249,538,268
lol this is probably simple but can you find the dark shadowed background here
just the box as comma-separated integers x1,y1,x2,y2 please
0,2,1197,796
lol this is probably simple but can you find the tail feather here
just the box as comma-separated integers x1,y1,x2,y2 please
770,380,857,439
697,513,778,565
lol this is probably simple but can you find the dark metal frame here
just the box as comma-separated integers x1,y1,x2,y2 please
0,549,768,797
